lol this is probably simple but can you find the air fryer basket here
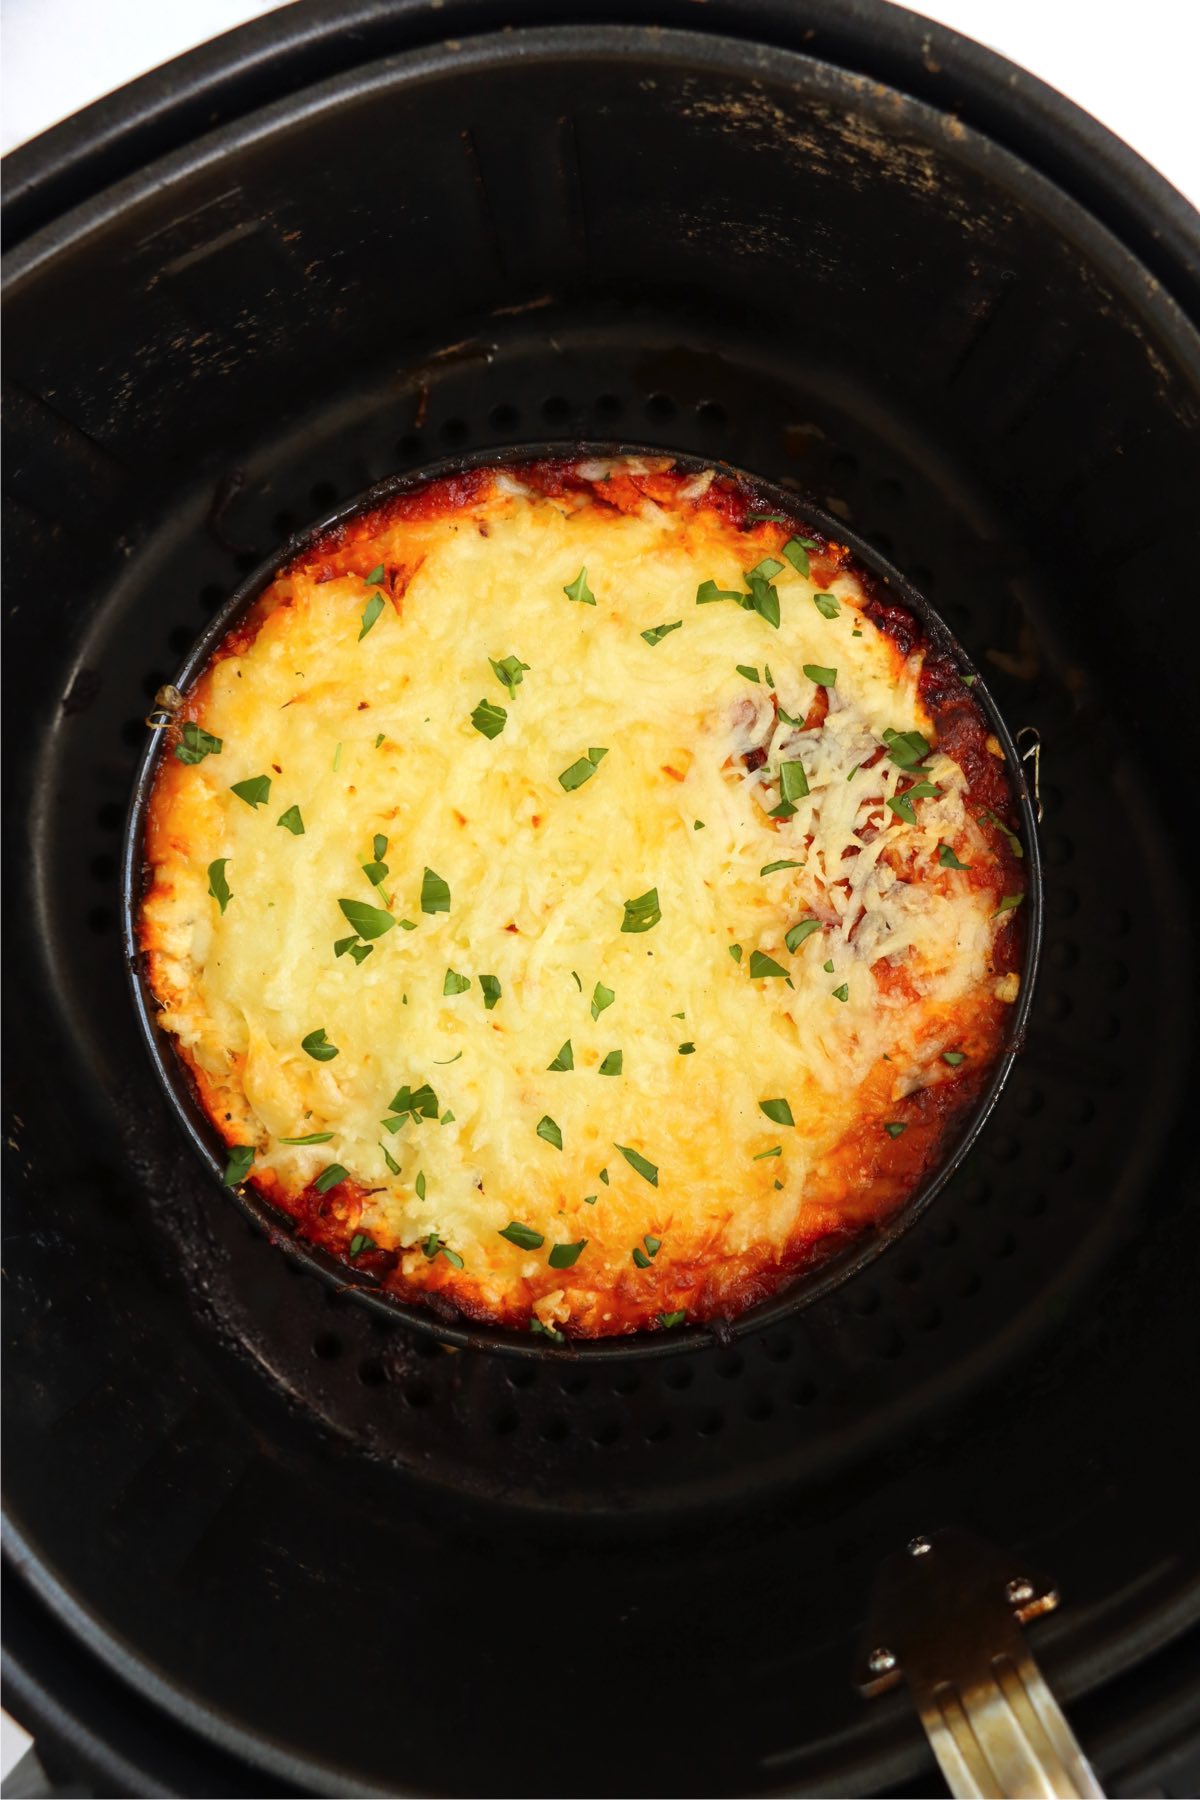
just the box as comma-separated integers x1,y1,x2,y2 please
4,6,1199,1796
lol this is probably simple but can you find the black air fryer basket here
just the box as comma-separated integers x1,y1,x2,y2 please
3,4,1199,1796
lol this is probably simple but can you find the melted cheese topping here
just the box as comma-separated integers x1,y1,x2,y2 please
141,458,1021,1336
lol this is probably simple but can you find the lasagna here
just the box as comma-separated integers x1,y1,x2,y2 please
139,454,1026,1339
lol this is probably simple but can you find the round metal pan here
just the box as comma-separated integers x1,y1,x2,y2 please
121,441,1043,1359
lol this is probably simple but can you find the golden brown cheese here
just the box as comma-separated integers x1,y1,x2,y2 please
139,455,1025,1338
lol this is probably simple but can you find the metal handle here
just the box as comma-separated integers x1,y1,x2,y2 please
855,1528,1104,1799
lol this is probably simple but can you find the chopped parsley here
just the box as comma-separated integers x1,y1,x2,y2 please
693,819,705,830
942,1051,967,1066
415,1170,427,1200
759,1098,794,1126
548,1240,587,1270
276,804,305,835
882,727,932,771
832,983,849,1002
736,664,761,683
779,759,810,802
641,620,683,646
728,944,743,964
443,968,471,996
823,959,835,973
761,859,803,875
938,842,972,870
479,973,502,1010
746,511,788,524
530,1318,565,1343
363,564,385,586
314,1164,348,1193
564,567,596,605
359,593,385,640
754,1146,782,1160
490,654,529,696
785,918,821,953
985,810,1024,858
471,698,507,739
678,1042,695,1055
744,566,781,628
421,867,451,914
223,1144,254,1185
175,720,222,765
591,982,615,1019
500,1221,544,1250
301,1028,339,1061
548,1040,575,1071
537,1114,563,1150
812,592,840,619
748,950,788,979
230,774,271,809
598,1050,623,1076
803,664,837,686
338,897,395,938
697,579,742,605
632,1247,651,1269
381,1143,401,1174
334,936,373,964
207,859,232,913
280,1131,335,1145
887,782,941,826
386,1082,438,1126
348,1232,375,1258
621,888,661,934
993,893,1025,918
643,1234,661,1257
658,1310,686,1328
884,1122,908,1139
560,747,608,791
782,536,816,576
615,1143,658,1186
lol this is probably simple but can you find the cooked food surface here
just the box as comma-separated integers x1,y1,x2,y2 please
140,456,1025,1337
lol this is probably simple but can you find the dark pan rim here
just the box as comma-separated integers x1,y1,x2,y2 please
120,440,1044,1360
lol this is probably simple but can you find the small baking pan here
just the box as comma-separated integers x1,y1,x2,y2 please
121,442,1043,1359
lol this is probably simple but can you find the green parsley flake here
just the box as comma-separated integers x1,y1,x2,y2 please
697,579,742,605
803,664,837,686
621,888,661,934
387,1082,438,1124
564,567,596,605
348,1232,375,1258
754,1146,782,1160
548,1240,587,1270
479,974,502,1010
443,968,471,996
363,564,385,586
779,759,810,802
759,1098,794,1126
559,748,607,791
813,592,840,619
415,1170,427,1200
530,1318,565,1343
591,981,615,1020
728,944,743,964
421,867,451,914
942,1051,967,1066
301,1028,339,1062
598,1050,623,1076
208,859,232,913
471,698,507,739
490,654,529,696
985,810,1024,858
748,950,788,979
223,1144,254,1185
280,1131,335,1145
338,897,395,938
736,664,761,683
632,1247,651,1269
548,1040,574,1072
174,721,222,765
615,1144,658,1186
359,593,385,640
678,1042,695,1055
335,935,373,964
537,1115,563,1150
884,1123,908,1139
993,893,1025,918
658,1310,686,1328
823,959,835,973
641,620,683,646
781,537,815,577
381,1143,401,1174
230,774,271,809
938,842,972,870
761,859,804,876
746,512,788,524
785,918,821,953
500,1221,544,1250
694,819,705,830
314,1164,348,1194
832,983,849,1002
276,805,305,835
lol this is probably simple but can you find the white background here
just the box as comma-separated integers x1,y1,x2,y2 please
0,0,1196,1785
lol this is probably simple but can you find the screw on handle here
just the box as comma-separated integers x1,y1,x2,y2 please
855,1527,1103,1799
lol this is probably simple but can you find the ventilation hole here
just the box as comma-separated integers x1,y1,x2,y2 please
934,1219,959,1248
955,1268,982,1299
489,402,519,430
990,1232,1016,1260
90,853,116,881
791,1379,816,1407
1047,993,1073,1022
541,394,571,423
87,906,116,936
1101,959,1129,992
645,392,676,420
875,475,906,500
873,1323,903,1360
358,1358,387,1387
1020,1191,1049,1217
761,1331,793,1363
715,1350,744,1379
1051,886,1080,919
611,1371,641,1397
593,392,623,420
989,1133,1020,1166
310,481,337,509
592,1419,621,1447
1112,908,1132,937
272,510,297,538
507,1365,536,1390
312,1331,343,1361
852,1287,880,1317
492,1408,518,1435
909,563,935,591
121,718,147,747
142,669,169,699
645,1418,671,1443
1098,1014,1122,1042
97,802,124,830
404,1379,433,1409
199,583,224,613
912,1300,941,1331
1051,1145,1074,1174
872,530,895,557
168,626,194,654
696,1407,724,1437
397,433,423,459
440,416,468,444
1015,1084,1044,1117
540,1415,569,1443
830,450,859,476
559,1372,590,1397
746,1396,774,1423
413,1337,442,1359
896,1259,922,1286
664,1365,694,1392
1045,833,1073,867
1073,1096,1096,1125
233,550,260,573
